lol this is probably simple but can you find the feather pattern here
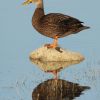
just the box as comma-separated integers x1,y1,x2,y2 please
32,8,89,38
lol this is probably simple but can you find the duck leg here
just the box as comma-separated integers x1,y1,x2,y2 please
45,36,58,48
52,70,58,80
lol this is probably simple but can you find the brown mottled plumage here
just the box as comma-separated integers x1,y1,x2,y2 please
32,8,89,38
23,0,90,48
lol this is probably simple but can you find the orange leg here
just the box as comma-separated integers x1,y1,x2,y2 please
52,70,58,80
44,36,59,48
46,67,63,80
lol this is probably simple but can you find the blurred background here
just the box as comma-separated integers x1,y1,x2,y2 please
0,0,100,100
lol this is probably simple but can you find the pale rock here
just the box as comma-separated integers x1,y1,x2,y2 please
29,46,85,72
29,46,84,62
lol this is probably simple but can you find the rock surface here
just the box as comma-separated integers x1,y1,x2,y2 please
29,46,84,62
29,46,85,72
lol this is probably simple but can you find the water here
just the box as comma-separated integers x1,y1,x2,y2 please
0,56,100,100
0,0,100,100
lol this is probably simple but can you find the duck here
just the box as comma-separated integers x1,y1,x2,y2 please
23,0,90,48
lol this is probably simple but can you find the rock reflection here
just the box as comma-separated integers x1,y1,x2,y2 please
30,58,83,72
32,79,90,100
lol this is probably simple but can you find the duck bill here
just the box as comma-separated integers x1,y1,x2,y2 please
22,0,33,5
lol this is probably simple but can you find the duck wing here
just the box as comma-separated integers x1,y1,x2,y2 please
41,13,83,27
40,13,88,38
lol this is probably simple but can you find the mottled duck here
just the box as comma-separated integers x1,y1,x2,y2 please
23,0,90,48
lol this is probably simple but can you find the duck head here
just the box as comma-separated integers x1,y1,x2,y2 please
22,0,41,5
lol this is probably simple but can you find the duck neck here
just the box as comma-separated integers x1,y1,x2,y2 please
32,0,44,24
37,0,44,9
35,0,44,16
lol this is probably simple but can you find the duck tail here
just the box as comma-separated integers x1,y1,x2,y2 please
83,26,90,30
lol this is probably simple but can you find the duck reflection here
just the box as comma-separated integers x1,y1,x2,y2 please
32,79,90,100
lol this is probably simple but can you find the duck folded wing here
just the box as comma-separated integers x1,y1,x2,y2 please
41,13,83,27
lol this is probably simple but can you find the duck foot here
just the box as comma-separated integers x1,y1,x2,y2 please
44,35,59,49
44,43,58,49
